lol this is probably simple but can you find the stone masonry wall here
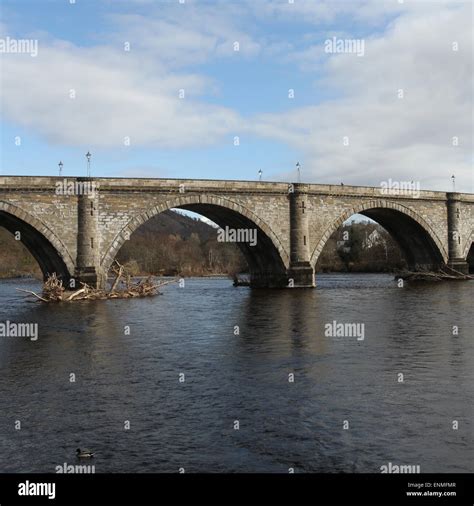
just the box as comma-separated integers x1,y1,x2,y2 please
1,176,473,283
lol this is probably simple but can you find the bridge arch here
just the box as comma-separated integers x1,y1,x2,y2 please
0,201,75,281
462,230,474,259
101,194,290,287
463,231,474,273
310,199,447,270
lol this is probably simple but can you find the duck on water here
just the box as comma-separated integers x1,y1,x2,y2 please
76,448,94,458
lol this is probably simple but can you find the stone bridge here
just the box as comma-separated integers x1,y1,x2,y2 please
1,176,473,288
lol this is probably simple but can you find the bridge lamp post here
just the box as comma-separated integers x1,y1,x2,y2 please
258,169,262,181
296,162,301,183
86,151,92,178
451,175,456,192
58,161,63,177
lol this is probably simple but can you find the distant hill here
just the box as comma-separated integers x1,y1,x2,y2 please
135,210,216,241
116,210,245,276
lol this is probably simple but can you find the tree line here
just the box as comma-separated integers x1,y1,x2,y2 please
0,213,406,279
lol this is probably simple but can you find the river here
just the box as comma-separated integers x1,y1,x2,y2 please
0,274,472,473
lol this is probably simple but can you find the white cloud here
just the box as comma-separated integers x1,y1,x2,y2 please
249,2,473,191
0,41,241,148
108,2,261,67
0,1,264,149
250,0,404,26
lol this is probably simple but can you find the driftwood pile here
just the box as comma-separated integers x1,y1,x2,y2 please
17,262,177,302
395,265,473,282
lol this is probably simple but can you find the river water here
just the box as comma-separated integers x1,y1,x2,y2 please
0,274,472,473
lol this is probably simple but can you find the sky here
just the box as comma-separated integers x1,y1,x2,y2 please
0,0,472,192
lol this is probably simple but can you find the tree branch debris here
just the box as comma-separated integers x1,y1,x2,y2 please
17,262,177,302
395,265,473,282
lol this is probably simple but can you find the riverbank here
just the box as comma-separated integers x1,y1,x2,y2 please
0,272,41,280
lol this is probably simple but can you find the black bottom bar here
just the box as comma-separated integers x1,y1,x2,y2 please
1,473,473,506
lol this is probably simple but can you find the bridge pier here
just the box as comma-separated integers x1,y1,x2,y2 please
287,186,315,288
447,193,469,274
74,182,104,289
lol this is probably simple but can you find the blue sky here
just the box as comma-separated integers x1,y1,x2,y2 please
0,0,472,191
